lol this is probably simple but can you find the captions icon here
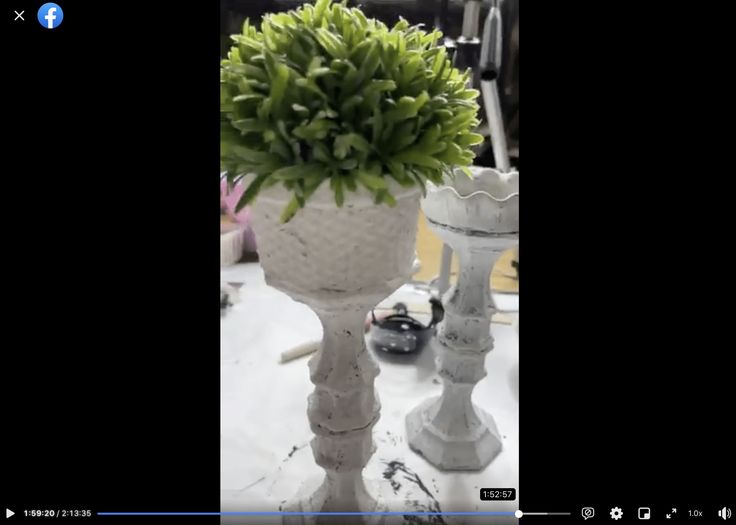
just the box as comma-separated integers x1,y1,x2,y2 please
582,507,595,520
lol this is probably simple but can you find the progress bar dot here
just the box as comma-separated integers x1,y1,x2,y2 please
515,510,523,518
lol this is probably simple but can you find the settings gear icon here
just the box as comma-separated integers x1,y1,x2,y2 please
610,507,623,520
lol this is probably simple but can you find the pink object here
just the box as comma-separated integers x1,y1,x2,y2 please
221,180,257,252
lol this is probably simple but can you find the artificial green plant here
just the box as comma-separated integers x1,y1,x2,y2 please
220,0,482,222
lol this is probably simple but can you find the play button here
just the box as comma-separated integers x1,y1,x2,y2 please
6,509,14,518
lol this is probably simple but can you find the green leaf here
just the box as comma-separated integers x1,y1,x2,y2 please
280,195,300,223
351,7,368,29
271,165,306,181
387,160,414,187
366,79,397,93
425,141,447,155
332,174,345,206
383,91,429,124
391,149,442,169
232,93,264,103
303,173,326,198
356,171,388,190
349,40,372,64
242,64,268,82
442,111,477,136
357,40,381,81
315,28,348,59
232,119,268,134
344,172,358,191
295,77,328,100
312,142,333,164
237,175,268,212
435,141,467,164
292,103,310,116
314,108,338,120
338,158,358,170
334,133,372,159
293,118,338,140
455,132,485,147
409,170,428,197
314,0,330,23
385,120,417,151
245,79,269,92
270,63,290,109
371,106,383,145
301,3,314,25
294,181,306,207
418,124,441,148
269,136,292,161
306,55,323,74
456,88,480,100
340,95,364,115
308,67,333,78
373,188,396,206
232,145,281,165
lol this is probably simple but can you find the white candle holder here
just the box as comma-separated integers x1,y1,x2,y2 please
250,179,421,524
406,167,519,470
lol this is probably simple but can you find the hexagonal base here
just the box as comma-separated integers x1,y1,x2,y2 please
283,476,389,525
405,397,503,471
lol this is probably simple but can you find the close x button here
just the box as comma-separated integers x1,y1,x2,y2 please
14,9,25,21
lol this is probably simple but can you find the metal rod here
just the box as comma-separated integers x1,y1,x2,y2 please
438,243,453,295
479,0,510,172
481,80,511,172
461,0,483,39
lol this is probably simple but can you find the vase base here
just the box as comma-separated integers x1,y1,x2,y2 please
282,477,390,525
405,397,503,471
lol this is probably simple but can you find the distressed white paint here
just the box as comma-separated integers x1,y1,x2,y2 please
406,167,519,471
250,179,421,524
220,263,520,524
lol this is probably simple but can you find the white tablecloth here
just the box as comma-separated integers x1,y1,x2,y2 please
221,263,519,524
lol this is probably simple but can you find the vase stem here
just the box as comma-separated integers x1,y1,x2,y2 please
406,237,505,470
306,305,381,513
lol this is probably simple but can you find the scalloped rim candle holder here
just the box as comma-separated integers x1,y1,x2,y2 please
406,166,518,471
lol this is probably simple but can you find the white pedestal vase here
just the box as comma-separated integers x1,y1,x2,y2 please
249,178,422,524
406,167,519,470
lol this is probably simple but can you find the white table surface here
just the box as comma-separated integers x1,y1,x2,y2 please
221,262,519,524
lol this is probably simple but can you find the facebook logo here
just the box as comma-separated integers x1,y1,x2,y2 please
38,3,64,29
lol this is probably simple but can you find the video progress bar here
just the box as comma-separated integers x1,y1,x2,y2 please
98,512,518,517
519,512,571,516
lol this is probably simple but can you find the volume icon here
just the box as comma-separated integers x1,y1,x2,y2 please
719,507,732,520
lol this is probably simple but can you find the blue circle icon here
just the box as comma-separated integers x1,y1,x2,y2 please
38,3,63,29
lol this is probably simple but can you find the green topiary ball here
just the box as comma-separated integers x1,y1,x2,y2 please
221,0,482,222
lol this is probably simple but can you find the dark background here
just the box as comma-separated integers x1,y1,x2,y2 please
2,0,732,523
